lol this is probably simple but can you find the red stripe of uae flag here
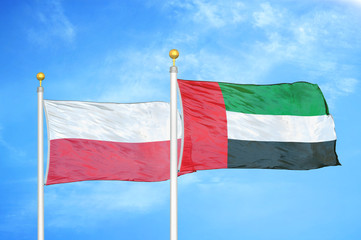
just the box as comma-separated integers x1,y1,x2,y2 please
44,100,186,185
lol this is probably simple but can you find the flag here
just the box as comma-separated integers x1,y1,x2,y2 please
44,100,185,185
177,79,340,173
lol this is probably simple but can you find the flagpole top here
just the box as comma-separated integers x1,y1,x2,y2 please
36,72,45,87
169,49,179,66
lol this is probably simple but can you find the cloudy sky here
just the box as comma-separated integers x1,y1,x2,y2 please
1,0,361,239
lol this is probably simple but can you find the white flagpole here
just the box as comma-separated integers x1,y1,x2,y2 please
169,49,179,240
37,72,45,240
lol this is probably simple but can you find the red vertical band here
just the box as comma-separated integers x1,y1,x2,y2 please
178,79,228,172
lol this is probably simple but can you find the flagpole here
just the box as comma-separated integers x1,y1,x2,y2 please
169,49,179,240
37,72,45,240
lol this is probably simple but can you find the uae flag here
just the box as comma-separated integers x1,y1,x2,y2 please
44,100,185,185
177,79,340,173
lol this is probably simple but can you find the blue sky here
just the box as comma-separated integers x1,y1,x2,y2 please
1,0,361,239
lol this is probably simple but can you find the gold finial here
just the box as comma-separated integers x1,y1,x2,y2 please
36,72,45,87
169,49,179,66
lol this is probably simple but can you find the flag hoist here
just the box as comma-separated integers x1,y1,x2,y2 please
169,49,179,240
37,72,45,240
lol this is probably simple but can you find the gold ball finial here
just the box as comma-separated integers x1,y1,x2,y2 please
169,49,179,59
37,72,45,81
169,49,179,66
37,72,45,86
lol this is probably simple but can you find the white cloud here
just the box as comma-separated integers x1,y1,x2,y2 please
0,126,26,158
244,2,361,90
253,2,283,28
179,172,301,225
178,173,202,186
294,26,316,45
338,78,358,93
0,179,168,232
320,78,359,108
192,0,245,27
45,181,169,228
95,48,171,103
333,0,361,7
27,0,75,45
0,201,36,234
164,0,246,28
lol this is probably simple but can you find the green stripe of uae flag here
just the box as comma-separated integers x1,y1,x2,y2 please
177,79,340,173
